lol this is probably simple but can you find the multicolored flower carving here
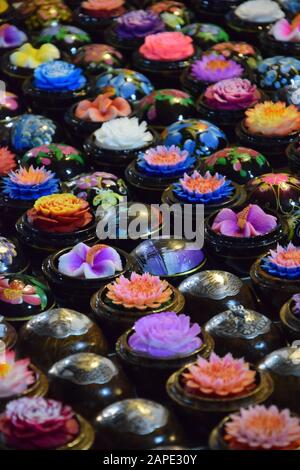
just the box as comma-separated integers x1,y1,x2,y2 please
245,101,300,137
75,92,131,122
58,243,122,279
212,204,277,237
0,147,16,176
173,170,233,203
224,405,300,450
1,166,59,200
137,145,195,176
105,272,173,310
261,243,300,279
191,54,243,83
182,353,256,397
0,350,35,398
0,276,42,306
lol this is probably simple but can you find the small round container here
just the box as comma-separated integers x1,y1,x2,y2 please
178,270,258,326
0,274,55,330
9,114,63,156
205,209,287,276
256,55,300,101
182,23,230,50
0,236,29,276
35,24,92,57
83,129,157,177
48,352,134,420
116,327,214,400
22,72,91,123
15,211,98,269
0,90,26,125
202,147,271,185
250,257,300,320
21,144,87,182
74,4,126,38
259,345,300,414
42,246,132,311
135,89,197,132
73,43,125,76
90,282,185,345
205,304,285,364
93,398,186,450
166,364,273,443
191,0,242,27
226,9,280,45
235,120,299,169
131,238,207,287
259,30,300,58
132,50,195,89
18,307,109,372
280,297,300,342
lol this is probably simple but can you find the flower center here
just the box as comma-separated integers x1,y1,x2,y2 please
207,59,230,71
3,287,22,300
247,415,285,434
276,250,300,266
237,206,250,230
86,244,106,264
0,363,11,378
149,151,184,166
183,176,223,193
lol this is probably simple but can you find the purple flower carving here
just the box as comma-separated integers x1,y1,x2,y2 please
212,204,277,237
58,242,123,279
191,54,243,83
116,10,165,40
128,311,202,359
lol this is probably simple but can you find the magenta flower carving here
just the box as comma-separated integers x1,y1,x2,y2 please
58,242,123,279
191,54,243,83
212,204,277,237
128,311,202,358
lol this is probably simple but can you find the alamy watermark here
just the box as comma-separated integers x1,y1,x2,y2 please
96,199,205,248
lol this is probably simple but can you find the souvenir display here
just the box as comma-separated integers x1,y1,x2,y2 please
3,0,300,455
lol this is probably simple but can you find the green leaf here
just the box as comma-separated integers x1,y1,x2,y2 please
67,153,85,165
217,157,227,165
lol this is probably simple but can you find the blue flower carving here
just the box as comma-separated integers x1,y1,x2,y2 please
34,60,87,92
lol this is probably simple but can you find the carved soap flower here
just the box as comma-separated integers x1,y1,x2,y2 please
235,0,285,23
128,311,202,359
212,42,256,58
27,194,93,233
183,353,256,397
0,397,80,450
81,0,125,18
0,277,42,306
212,204,277,237
224,405,300,450
137,145,195,176
1,166,59,200
0,24,27,48
173,171,233,203
271,16,300,42
0,147,16,176
106,272,173,310
292,293,300,316
261,243,300,279
58,243,122,279
0,350,35,398
203,78,260,111
33,61,87,92
191,54,243,83
245,101,300,137
94,117,153,150
75,92,131,122
139,31,194,61
10,43,60,69
116,10,165,40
